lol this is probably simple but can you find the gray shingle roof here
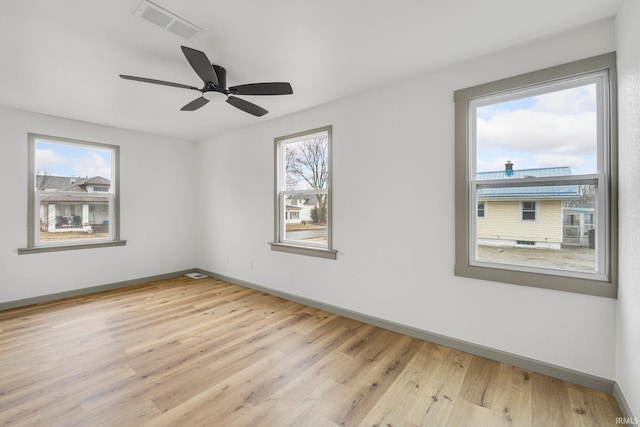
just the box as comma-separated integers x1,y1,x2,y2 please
36,175,110,192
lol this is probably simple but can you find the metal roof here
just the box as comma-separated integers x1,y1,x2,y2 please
476,166,581,199
477,166,574,180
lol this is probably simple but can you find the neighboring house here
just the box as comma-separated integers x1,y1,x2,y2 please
285,195,318,224
36,175,111,233
476,162,594,249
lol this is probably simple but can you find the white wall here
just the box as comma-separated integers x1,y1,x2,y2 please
0,106,197,303
195,20,618,378
615,0,640,416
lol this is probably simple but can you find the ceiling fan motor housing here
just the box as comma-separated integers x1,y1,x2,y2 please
211,65,226,91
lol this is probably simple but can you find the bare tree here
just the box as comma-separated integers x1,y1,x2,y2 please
36,168,52,190
285,135,328,223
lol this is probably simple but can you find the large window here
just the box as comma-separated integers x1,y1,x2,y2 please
19,134,125,254
454,53,617,297
270,126,336,259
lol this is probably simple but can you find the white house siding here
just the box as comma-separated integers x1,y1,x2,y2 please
299,204,313,223
284,208,302,225
90,202,109,225
477,200,562,249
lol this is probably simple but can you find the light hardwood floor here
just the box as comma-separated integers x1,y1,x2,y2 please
0,276,622,426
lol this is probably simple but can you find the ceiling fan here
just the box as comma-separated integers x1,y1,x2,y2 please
120,46,293,117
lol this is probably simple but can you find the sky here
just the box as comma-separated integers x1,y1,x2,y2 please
475,83,598,176
35,141,112,179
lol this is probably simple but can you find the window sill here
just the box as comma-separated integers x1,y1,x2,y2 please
454,263,617,298
269,242,337,260
18,240,127,255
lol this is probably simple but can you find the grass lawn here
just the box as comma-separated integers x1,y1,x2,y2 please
40,231,109,241
285,223,327,231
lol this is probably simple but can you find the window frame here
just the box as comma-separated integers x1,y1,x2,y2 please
454,53,617,298
270,125,336,260
19,134,126,254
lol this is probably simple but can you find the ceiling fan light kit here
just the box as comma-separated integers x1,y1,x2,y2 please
120,46,293,117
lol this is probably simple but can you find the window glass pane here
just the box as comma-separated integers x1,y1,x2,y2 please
522,201,536,220
38,193,111,242
34,139,113,245
282,192,328,247
36,141,113,190
283,134,328,191
475,83,598,177
475,184,597,273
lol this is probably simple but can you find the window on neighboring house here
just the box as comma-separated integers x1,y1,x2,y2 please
270,126,336,259
477,202,485,218
521,201,536,221
19,134,126,254
454,53,617,298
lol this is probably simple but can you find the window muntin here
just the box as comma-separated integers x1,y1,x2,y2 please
273,126,334,257
24,134,122,251
455,53,617,296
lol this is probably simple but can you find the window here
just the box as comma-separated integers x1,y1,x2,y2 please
454,53,617,297
477,202,485,218
521,201,536,221
19,134,126,254
270,126,336,259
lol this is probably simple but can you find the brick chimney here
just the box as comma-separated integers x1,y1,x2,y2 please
505,160,514,177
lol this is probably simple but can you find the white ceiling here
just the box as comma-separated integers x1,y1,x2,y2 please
0,0,622,142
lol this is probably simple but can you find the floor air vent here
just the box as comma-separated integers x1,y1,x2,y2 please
185,272,208,279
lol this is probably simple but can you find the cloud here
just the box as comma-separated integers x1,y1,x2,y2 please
534,154,585,170
476,84,598,155
531,84,596,114
72,151,112,179
35,148,67,172
477,109,597,154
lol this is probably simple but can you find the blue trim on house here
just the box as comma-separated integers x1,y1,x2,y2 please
477,166,581,199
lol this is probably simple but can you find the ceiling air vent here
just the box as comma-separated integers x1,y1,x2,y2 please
134,0,202,41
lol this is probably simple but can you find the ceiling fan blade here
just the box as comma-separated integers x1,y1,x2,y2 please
119,75,199,91
229,82,293,96
226,96,268,117
180,96,209,111
181,46,218,86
